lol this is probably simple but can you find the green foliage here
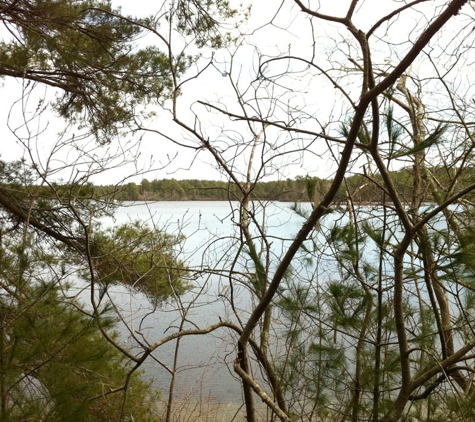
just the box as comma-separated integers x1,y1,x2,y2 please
0,0,249,143
17,169,475,204
173,0,248,48
276,281,347,414
90,221,189,304
1,288,159,421
329,222,365,265
102,176,332,202
327,281,369,330
385,105,403,146
0,234,160,422
338,120,371,145
0,0,175,142
391,124,447,159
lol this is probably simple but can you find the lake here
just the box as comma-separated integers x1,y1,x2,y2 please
106,201,319,412
97,200,473,421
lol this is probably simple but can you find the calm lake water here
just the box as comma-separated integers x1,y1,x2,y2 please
97,200,462,421
104,201,320,409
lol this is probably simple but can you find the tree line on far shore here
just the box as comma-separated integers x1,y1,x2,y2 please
87,166,475,204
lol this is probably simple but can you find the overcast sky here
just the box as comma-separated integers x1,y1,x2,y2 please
1,1,472,184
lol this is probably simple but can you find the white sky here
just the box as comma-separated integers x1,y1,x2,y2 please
1,1,474,185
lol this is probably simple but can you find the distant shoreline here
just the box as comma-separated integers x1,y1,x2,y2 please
121,199,405,206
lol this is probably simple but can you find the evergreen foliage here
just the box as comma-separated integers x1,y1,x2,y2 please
0,232,160,421
90,221,189,304
0,0,176,142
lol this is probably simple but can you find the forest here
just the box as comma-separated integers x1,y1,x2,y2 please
16,165,475,204
102,166,475,203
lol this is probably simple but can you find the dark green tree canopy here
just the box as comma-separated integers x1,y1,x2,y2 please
0,0,174,142
0,233,160,421
90,221,189,304
0,0,243,142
